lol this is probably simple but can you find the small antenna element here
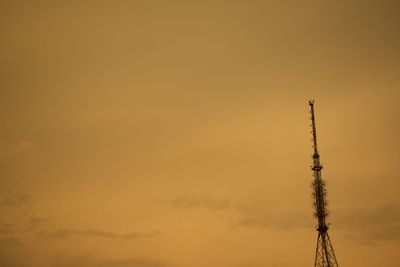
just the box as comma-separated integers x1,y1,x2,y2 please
309,100,339,267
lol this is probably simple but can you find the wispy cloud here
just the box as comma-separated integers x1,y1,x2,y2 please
236,260,307,267
0,193,34,208
171,194,231,210
231,200,310,230
171,194,312,231
48,255,169,267
335,203,400,244
0,141,37,160
0,250,169,267
0,224,12,235
173,194,400,245
41,229,159,240
0,192,45,235
0,236,23,247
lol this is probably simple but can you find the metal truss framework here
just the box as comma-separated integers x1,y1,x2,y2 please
309,100,339,267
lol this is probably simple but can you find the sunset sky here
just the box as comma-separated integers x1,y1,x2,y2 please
1,1,400,267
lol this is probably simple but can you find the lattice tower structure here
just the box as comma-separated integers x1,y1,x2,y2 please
309,100,339,267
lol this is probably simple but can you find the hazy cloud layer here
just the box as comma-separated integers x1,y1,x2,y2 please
0,251,169,267
48,256,169,267
172,194,231,210
0,141,37,160
0,236,23,247
232,201,311,230
335,203,400,244
237,261,307,267
173,194,400,244
0,192,45,235
0,236,26,267
0,225,12,235
0,224,161,267
1,1,400,266
0,236,168,267
172,194,311,230
0,193,34,208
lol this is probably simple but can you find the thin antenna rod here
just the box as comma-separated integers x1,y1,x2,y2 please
309,100,319,158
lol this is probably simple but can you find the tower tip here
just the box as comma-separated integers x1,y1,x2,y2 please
309,100,315,106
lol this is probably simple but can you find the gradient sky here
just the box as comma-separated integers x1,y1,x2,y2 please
1,1,400,267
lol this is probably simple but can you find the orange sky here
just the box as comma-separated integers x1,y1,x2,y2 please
1,1,400,267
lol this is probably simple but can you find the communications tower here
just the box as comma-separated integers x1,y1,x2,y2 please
309,100,339,267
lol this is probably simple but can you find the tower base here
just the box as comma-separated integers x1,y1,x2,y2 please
314,231,339,267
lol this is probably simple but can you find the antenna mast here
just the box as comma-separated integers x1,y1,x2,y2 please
309,100,339,267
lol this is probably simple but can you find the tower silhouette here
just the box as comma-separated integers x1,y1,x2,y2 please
309,100,339,267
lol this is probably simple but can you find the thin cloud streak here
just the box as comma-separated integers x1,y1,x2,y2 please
47,256,170,267
172,194,312,230
41,229,160,240
0,193,34,208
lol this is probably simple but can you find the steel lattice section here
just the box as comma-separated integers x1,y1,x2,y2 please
309,100,339,267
